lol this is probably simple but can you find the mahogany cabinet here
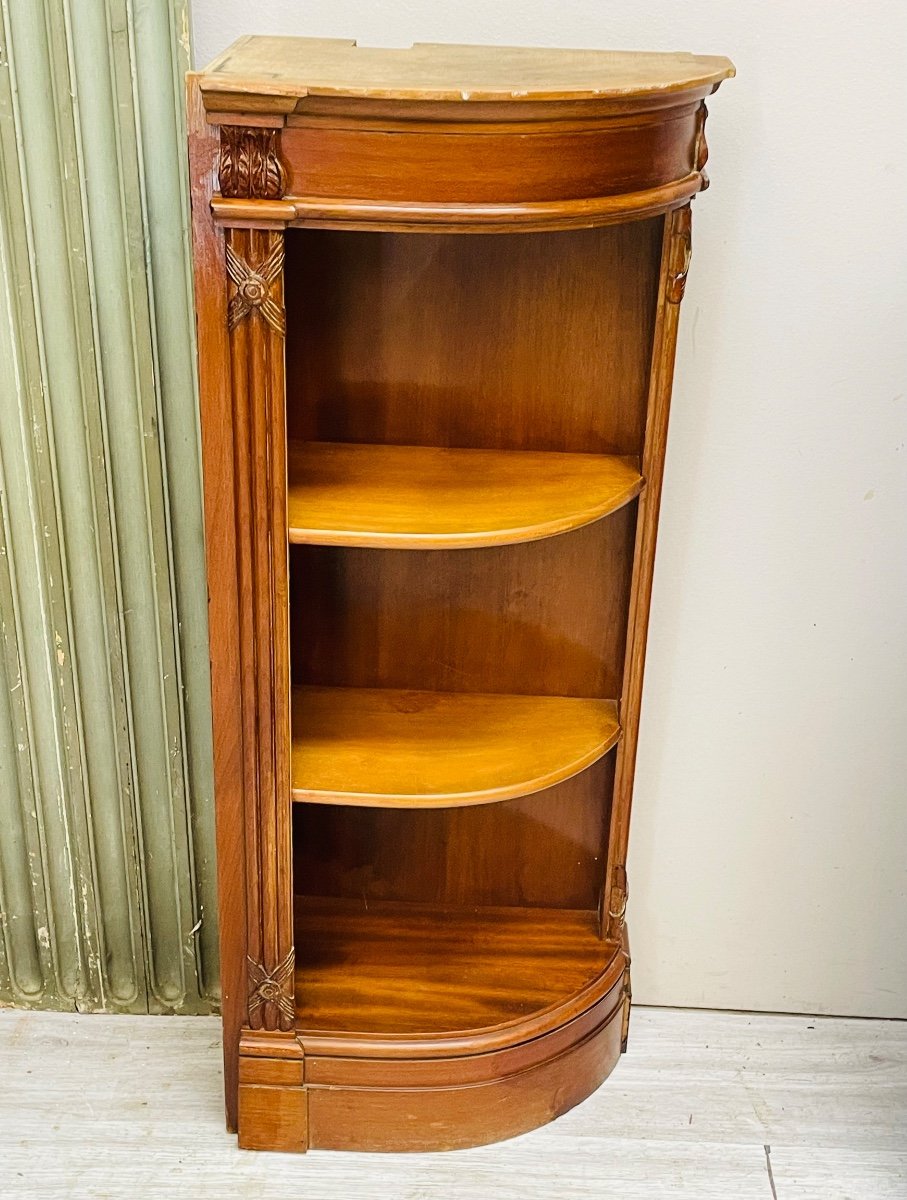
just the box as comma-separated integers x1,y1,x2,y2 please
188,36,733,1153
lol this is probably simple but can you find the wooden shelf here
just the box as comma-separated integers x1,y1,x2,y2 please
287,441,642,549
294,896,612,1035
291,685,619,807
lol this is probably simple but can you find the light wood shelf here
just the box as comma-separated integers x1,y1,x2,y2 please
294,896,611,1035
287,441,642,549
291,685,620,808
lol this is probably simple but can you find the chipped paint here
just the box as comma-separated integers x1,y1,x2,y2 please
0,0,218,1014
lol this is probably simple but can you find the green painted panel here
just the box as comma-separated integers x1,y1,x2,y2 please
0,0,218,1012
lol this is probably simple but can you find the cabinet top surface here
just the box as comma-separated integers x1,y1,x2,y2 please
198,36,734,105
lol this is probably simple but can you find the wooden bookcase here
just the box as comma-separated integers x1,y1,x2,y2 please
188,36,733,1153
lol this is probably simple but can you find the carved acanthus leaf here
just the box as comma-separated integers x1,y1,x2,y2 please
666,206,692,305
694,104,710,190
219,126,285,199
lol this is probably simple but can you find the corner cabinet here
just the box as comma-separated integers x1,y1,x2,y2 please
188,36,733,1153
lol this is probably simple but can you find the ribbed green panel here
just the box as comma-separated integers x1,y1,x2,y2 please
0,0,218,1012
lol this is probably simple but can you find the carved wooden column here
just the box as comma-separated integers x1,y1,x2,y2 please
226,222,293,1034
604,200,695,1045
218,129,294,1035
216,125,305,1151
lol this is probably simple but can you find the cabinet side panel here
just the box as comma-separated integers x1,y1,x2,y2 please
187,79,244,1127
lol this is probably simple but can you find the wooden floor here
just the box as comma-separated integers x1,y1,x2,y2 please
1,1007,905,1198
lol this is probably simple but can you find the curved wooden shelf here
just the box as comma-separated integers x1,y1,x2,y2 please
291,686,620,807
287,441,642,549
294,897,618,1038
292,896,627,1152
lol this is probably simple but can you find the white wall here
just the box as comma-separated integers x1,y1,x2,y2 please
191,3,907,1018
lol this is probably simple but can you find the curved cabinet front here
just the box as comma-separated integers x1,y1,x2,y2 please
300,962,628,1152
190,35,733,1154
292,898,627,1152
280,95,707,206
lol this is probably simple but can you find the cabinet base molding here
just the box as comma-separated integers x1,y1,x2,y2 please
237,950,627,1153
238,1080,309,1152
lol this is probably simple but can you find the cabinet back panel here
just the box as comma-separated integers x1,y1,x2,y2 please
285,221,661,455
293,757,612,911
286,221,653,918
290,511,635,701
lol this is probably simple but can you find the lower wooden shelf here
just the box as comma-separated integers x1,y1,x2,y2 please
290,897,629,1152
294,896,614,1037
290,685,620,807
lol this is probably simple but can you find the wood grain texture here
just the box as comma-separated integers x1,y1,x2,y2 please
291,513,636,701
603,203,692,943
212,177,703,235
290,686,619,807
198,39,732,224
278,116,700,206
304,1011,623,1152
222,225,294,1035
293,898,612,1035
287,441,642,549
288,894,627,1152
199,36,734,105
188,89,295,1128
285,223,661,455
187,77,245,1127
236,1080,307,1152
293,757,613,910
300,990,623,1081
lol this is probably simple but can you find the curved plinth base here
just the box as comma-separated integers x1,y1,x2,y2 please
237,937,629,1153
305,976,626,1152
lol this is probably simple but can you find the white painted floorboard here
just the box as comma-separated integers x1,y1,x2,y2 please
1,1007,904,1199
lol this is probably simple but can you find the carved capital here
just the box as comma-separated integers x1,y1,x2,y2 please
219,126,285,199
666,205,692,305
